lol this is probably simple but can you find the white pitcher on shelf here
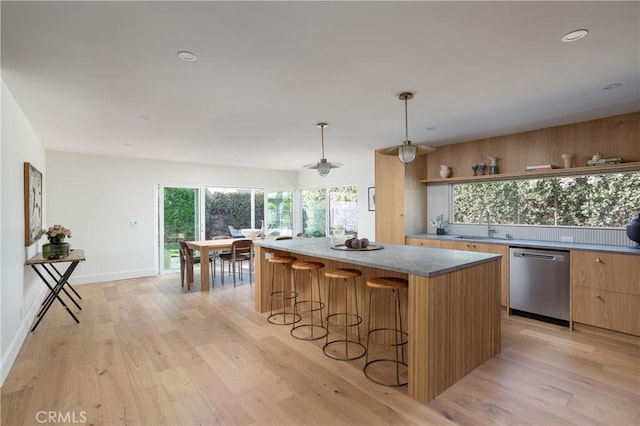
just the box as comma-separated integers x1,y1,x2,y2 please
439,165,451,178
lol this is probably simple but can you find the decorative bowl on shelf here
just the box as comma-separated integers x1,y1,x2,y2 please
240,229,262,239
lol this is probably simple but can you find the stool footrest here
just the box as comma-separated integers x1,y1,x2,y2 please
293,299,325,313
270,290,298,301
367,327,409,347
326,312,363,328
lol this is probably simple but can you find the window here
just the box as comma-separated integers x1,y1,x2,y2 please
301,186,358,238
452,173,640,227
329,186,358,238
205,187,264,238
267,191,293,237
302,188,327,237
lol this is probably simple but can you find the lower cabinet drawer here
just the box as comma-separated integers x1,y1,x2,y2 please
572,286,640,336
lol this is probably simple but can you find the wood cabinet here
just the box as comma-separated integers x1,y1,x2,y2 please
423,112,639,182
571,250,640,336
375,151,428,244
440,240,510,308
405,237,441,248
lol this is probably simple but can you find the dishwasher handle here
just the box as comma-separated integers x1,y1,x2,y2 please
512,251,566,262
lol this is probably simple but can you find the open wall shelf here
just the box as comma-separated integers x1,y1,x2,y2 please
421,162,640,184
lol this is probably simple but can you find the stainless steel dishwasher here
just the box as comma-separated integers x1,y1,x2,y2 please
510,247,570,325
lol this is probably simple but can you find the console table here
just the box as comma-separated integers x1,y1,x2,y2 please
26,249,86,331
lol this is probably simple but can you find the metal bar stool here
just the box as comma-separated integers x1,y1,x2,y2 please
291,261,327,340
323,268,366,361
363,276,409,387
267,255,300,325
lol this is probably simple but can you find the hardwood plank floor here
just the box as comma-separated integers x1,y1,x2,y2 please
1,271,638,425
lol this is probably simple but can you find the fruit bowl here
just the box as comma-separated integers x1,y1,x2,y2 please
241,229,262,239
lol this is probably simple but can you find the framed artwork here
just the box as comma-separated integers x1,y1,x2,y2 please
368,187,375,211
24,162,43,246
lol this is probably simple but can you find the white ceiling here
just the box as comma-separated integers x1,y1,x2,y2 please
2,1,639,171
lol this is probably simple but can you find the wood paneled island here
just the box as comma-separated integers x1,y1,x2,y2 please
254,238,502,402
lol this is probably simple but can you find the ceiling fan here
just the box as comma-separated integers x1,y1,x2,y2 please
379,92,436,163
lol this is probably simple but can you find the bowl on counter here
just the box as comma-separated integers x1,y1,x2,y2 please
240,229,262,239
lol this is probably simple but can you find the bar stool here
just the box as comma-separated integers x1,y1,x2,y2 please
323,268,366,361
363,276,409,387
267,255,300,325
290,261,327,340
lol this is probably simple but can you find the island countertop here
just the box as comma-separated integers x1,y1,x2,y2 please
257,237,501,278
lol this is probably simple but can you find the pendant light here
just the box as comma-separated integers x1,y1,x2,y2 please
303,122,342,177
380,92,436,163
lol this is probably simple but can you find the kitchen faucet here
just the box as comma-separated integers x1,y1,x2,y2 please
479,206,497,238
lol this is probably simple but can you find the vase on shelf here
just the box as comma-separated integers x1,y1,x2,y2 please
561,153,575,168
43,239,70,260
439,165,451,179
488,156,499,174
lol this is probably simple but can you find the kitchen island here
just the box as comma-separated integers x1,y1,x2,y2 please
254,238,502,402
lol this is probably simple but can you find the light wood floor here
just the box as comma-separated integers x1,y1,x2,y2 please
2,271,639,425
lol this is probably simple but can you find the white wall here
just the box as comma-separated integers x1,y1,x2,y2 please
46,151,300,284
297,155,376,241
1,81,48,384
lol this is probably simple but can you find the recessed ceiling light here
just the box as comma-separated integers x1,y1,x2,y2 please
177,51,197,62
602,83,622,90
561,29,588,43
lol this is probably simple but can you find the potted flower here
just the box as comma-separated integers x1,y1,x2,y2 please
40,224,72,259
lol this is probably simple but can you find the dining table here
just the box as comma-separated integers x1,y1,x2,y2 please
184,238,245,291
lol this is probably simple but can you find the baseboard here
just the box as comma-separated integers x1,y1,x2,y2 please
68,268,157,285
0,285,48,386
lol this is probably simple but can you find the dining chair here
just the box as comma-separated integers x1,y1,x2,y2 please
219,239,254,286
211,235,230,278
179,241,214,290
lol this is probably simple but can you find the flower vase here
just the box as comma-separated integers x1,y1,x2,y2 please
43,241,70,259
439,165,451,179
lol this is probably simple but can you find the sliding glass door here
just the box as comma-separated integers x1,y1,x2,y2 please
159,186,201,272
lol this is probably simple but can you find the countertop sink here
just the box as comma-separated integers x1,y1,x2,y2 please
451,235,511,241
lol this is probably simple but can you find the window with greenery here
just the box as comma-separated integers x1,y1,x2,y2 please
329,186,358,238
301,186,358,238
453,173,640,227
267,191,293,236
302,188,327,237
205,187,264,238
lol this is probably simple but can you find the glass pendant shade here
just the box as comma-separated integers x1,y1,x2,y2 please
380,92,435,163
317,159,331,177
397,143,417,163
303,122,341,177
